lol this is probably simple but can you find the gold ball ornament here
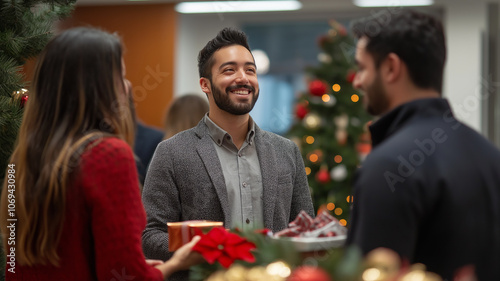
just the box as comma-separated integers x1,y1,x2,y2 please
334,114,349,129
11,88,29,108
400,264,442,281
362,248,401,281
206,270,227,281
303,113,321,130
317,52,332,63
225,264,248,281
266,261,291,281
247,266,269,281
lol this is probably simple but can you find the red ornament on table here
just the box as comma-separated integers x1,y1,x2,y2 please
288,266,332,281
309,80,328,97
295,103,309,119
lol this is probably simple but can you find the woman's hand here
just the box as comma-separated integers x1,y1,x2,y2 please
154,235,205,280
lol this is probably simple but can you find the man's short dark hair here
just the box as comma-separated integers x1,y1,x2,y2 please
197,27,252,79
351,9,446,94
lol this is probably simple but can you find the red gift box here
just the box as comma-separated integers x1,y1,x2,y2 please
167,220,223,252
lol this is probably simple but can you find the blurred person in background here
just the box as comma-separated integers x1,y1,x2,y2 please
163,94,209,140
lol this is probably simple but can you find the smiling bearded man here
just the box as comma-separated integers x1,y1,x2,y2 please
141,27,314,281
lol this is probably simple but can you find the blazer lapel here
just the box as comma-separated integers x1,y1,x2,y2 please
255,128,278,230
194,123,231,227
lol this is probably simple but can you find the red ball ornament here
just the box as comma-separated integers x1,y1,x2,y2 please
356,143,372,154
288,266,332,281
296,103,309,120
20,94,28,108
315,168,331,184
346,70,356,84
317,35,330,48
309,80,327,97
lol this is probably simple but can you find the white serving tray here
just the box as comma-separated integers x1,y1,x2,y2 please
272,235,347,252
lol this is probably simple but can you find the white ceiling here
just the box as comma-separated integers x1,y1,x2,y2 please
73,0,500,24
75,0,435,11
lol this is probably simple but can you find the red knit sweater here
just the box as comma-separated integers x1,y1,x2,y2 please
6,138,163,281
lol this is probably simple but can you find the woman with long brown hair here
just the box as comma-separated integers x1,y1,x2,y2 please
0,27,200,280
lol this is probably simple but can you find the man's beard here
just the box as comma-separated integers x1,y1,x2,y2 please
211,83,259,115
365,72,390,116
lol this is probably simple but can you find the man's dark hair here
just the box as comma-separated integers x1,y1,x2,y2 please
351,9,446,94
197,27,252,79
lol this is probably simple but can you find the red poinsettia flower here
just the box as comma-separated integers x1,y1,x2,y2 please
192,227,256,268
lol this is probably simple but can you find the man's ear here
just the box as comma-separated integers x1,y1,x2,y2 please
381,53,402,83
200,77,211,94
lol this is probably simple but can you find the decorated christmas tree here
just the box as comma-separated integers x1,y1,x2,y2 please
0,1,76,279
287,20,372,226
0,0,76,182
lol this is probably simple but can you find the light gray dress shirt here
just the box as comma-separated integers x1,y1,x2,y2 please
204,114,264,230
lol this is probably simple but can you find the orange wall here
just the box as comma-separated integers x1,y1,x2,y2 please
64,4,177,128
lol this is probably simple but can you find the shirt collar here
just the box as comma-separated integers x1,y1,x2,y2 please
203,114,256,147
369,98,452,148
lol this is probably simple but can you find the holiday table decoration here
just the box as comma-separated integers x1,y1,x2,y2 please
188,218,453,281
273,211,347,252
192,227,256,268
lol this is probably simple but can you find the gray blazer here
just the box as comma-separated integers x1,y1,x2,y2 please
141,120,314,264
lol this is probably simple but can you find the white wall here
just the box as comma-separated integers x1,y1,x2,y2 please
443,1,486,132
174,14,238,97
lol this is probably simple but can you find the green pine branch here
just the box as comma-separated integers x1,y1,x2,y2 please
0,2,77,278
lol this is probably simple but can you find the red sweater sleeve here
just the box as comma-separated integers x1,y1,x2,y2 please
80,138,163,281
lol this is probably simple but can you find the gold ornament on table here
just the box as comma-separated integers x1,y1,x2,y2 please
362,248,401,281
400,264,442,281
206,262,290,281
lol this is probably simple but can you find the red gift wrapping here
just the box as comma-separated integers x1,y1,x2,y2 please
167,220,223,252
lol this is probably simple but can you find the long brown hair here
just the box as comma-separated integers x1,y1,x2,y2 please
163,94,209,139
0,27,135,266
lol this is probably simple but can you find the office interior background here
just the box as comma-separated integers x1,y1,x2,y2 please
69,0,500,147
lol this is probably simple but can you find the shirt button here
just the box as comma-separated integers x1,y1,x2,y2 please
242,182,247,188
238,152,242,157
246,218,250,224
